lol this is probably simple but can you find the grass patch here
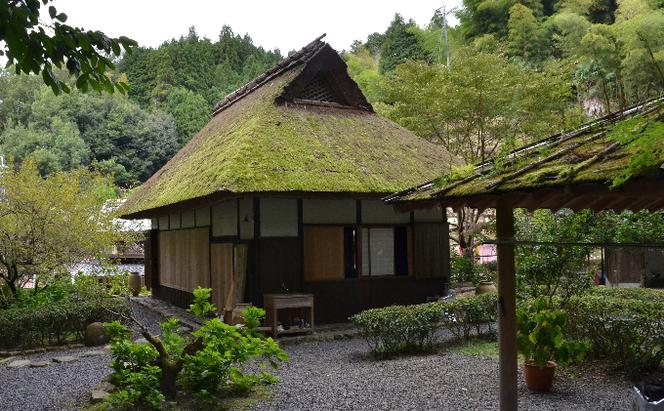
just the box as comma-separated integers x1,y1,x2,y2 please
449,339,498,359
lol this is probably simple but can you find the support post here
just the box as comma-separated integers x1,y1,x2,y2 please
496,206,517,411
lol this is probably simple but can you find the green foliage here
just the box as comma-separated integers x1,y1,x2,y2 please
515,209,595,306
0,161,130,300
0,292,127,349
162,87,210,144
105,297,287,408
450,254,484,286
351,293,497,358
0,0,136,94
0,77,181,186
606,110,664,187
516,297,589,368
378,50,579,165
188,287,217,318
118,25,281,107
566,287,664,377
378,14,429,73
350,302,444,357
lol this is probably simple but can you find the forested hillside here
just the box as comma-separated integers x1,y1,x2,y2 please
344,0,664,164
1,2,663,191
0,26,281,188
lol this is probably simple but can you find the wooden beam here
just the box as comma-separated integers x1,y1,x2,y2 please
496,206,518,411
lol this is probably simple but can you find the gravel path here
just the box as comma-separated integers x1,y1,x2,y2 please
0,304,635,411
249,338,634,411
0,301,165,411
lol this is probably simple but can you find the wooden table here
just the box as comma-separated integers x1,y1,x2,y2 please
264,293,314,338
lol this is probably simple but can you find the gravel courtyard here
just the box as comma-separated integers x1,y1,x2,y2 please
0,303,634,411
250,338,633,411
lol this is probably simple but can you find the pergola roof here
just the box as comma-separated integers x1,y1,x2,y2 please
386,98,664,212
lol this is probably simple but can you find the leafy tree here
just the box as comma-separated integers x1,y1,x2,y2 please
378,14,429,73
580,23,627,110
1,118,90,175
1,0,136,94
507,4,552,63
162,87,210,144
0,160,123,299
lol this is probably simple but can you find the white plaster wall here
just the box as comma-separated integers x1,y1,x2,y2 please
260,198,298,237
181,210,195,228
303,199,356,224
195,207,210,227
361,200,410,224
414,206,443,223
239,197,254,240
158,215,169,230
212,200,238,237
169,213,181,229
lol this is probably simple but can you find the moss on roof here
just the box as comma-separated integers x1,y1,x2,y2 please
120,60,456,217
390,99,664,203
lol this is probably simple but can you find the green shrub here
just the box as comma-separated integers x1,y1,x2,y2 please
439,293,498,341
350,302,443,357
351,293,498,358
188,287,217,318
566,287,664,377
104,305,288,409
516,297,589,367
0,295,128,349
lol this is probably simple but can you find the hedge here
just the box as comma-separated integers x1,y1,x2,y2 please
351,293,497,357
0,296,128,349
566,287,664,377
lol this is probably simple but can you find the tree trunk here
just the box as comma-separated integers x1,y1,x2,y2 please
159,362,181,400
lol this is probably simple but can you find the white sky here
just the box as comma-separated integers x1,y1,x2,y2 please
55,0,462,53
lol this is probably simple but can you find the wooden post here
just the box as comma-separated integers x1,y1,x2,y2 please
496,206,517,411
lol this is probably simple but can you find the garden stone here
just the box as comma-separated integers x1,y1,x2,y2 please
0,356,16,365
7,359,30,368
90,389,110,403
52,356,77,363
80,350,105,357
29,361,50,368
134,337,148,344
85,322,109,346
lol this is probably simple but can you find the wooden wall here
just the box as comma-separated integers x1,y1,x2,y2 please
158,227,210,291
304,277,445,323
413,223,449,279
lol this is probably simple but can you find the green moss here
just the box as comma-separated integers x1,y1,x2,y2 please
396,106,664,203
120,66,455,216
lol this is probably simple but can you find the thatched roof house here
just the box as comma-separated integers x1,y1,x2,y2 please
121,35,456,324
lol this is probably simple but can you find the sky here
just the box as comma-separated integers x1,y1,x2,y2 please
55,0,462,53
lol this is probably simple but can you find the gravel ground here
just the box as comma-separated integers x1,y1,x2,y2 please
0,301,165,411
0,303,635,411
249,338,634,411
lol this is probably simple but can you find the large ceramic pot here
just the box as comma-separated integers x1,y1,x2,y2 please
128,271,142,297
476,281,497,295
524,360,556,392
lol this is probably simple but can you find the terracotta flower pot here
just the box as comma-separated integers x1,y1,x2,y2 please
524,360,556,392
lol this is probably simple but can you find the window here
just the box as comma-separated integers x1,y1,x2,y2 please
360,227,409,276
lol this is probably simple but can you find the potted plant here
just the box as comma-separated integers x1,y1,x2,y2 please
516,298,589,392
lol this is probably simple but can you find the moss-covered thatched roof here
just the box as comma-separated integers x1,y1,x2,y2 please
386,98,664,207
120,36,456,218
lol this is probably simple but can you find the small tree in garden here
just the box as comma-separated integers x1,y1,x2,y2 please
0,160,125,305
104,287,287,408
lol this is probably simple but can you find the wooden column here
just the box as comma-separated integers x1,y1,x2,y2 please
496,206,517,411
